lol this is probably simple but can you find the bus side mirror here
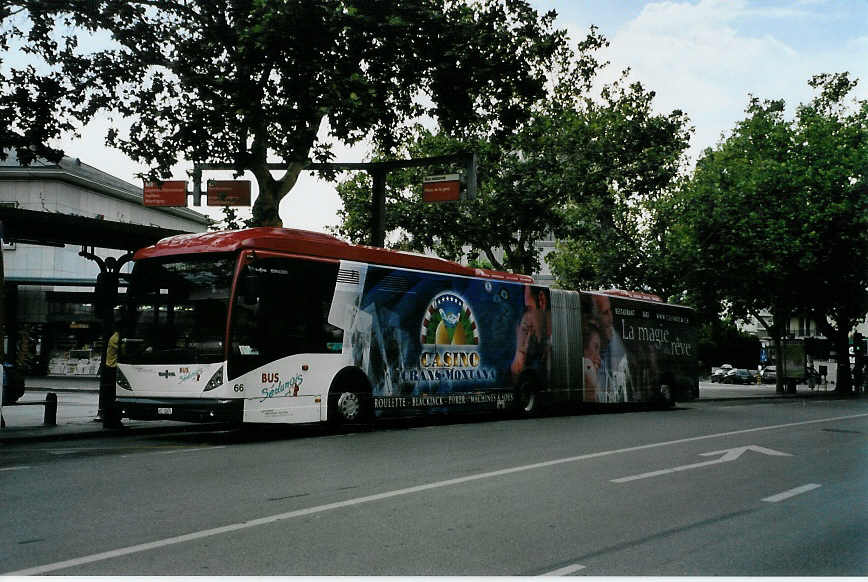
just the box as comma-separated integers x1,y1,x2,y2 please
240,273,260,305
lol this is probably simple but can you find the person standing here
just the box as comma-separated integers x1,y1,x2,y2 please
100,329,122,428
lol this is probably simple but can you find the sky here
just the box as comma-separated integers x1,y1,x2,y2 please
53,0,868,233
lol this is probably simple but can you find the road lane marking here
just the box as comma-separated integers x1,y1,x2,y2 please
612,445,791,483
762,483,822,503
121,446,227,458
6,411,866,576
541,564,586,576
0,466,31,472
153,446,227,455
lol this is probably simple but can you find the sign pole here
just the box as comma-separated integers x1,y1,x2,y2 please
371,168,387,248
192,167,202,206
0,220,6,428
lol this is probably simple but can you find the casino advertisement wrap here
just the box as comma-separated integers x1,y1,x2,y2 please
339,264,551,414
579,292,697,403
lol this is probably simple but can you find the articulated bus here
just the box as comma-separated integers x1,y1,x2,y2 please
115,228,698,426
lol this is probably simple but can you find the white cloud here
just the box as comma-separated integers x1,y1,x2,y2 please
568,0,867,161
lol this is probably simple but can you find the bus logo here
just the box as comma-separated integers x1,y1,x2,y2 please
420,292,479,346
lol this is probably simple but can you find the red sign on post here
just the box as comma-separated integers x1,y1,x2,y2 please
143,180,188,207
207,180,252,206
423,174,461,203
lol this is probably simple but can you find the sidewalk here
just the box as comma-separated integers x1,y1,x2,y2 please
0,376,855,444
0,376,213,443
697,380,841,400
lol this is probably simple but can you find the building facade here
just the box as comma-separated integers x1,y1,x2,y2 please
1,152,209,377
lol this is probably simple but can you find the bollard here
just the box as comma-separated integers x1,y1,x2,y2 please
44,392,57,426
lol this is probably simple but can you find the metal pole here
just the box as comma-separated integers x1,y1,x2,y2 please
370,168,386,248
0,219,6,428
192,167,203,206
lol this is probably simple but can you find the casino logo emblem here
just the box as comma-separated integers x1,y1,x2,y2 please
420,292,479,346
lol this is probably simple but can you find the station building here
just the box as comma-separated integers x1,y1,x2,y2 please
0,152,209,377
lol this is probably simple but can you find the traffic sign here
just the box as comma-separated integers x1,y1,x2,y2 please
423,174,461,202
143,181,187,207
207,180,251,206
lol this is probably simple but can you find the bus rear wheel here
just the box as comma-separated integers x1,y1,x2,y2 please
659,384,675,408
515,378,538,417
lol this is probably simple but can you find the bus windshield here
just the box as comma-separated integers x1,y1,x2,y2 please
120,254,236,365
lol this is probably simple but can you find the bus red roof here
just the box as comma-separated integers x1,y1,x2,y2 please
134,227,535,284
599,289,663,302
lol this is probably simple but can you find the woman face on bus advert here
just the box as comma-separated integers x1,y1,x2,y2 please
582,324,602,395
591,295,615,342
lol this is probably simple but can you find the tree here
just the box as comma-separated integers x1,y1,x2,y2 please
0,3,85,165
523,73,692,295
792,74,868,393
1,0,566,226
672,73,867,393
332,27,607,274
546,159,691,301
334,34,691,278
673,96,809,393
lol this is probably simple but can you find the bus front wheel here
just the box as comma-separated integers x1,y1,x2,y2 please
329,388,369,425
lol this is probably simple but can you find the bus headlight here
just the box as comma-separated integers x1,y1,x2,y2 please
203,367,224,392
116,368,133,391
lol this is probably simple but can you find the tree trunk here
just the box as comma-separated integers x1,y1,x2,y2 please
483,248,505,271
749,307,786,394
251,178,283,227
249,160,307,228
815,316,853,395
833,329,852,394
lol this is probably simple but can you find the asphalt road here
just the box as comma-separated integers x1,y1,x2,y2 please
2,397,866,576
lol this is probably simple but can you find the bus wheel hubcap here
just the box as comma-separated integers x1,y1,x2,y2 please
337,392,361,421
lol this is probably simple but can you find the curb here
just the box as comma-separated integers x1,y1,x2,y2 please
20,388,99,394
0,421,236,444
697,392,858,403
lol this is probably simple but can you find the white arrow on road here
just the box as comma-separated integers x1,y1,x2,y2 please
611,445,791,483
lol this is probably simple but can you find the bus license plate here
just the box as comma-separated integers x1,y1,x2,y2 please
157,407,173,415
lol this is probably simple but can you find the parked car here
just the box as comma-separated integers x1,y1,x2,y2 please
761,365,776,383
710,364,733,383
724,368,754,384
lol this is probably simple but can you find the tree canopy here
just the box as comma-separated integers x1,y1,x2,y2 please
334,35,692,281
672,73,867,392
543,75,692,297
1,0,567,225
